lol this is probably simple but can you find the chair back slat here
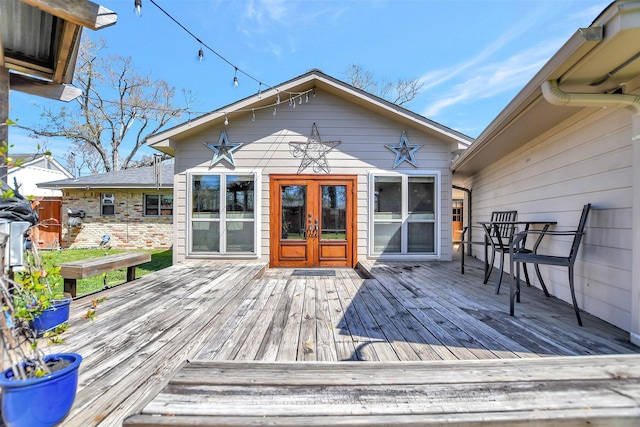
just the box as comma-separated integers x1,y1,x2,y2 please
489,210,518,242
569,204,591,260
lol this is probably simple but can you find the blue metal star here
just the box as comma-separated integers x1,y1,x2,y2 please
385,131,422,168
204,130,243,167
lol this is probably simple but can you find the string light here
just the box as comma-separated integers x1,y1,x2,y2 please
134,0,142,16
145,0,312,99
224,115,229,126
198,48,204,62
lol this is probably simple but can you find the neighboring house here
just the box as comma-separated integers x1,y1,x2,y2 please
451,0,640,344
147,69,473,267
39,163,174,250
8,153,73,198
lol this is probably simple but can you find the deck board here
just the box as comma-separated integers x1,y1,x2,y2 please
46,256,640,426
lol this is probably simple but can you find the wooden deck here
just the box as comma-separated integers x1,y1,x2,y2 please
50,255,640,426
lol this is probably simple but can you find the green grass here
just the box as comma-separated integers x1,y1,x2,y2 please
35,249,173,298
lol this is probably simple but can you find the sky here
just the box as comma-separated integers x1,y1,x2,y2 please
8,0,609,171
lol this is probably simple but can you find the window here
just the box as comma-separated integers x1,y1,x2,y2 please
370,173,438,256
101,193,115,216
144,194,173,217
189,173,257,255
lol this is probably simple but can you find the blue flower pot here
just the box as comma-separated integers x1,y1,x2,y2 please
0,353,82,427
30,298,71,336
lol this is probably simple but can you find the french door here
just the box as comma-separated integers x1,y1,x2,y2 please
270,175,357,268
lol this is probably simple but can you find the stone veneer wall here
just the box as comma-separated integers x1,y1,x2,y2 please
61,189,173,250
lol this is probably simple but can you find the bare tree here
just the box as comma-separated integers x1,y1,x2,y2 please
344,64,423,106
22,38,194,172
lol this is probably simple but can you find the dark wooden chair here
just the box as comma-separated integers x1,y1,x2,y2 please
509,204,591,326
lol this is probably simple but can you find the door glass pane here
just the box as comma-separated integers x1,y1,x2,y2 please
192,175,220,219
282,185,306,240
374,223,401,253
374,176,402,219
321,185,346,240
408,176,435,220
408,222,435,253
226,175,254,219
192,221,220,252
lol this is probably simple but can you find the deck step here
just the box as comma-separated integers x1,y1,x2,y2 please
124,354,640,426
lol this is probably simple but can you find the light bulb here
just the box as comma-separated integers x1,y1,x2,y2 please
299,96,302,104
233,68,239,88
273,107,277,116
224,116,229,126
252,109,255,122
258,83,262,99
276,93,280,105
198,48,203,62
289,96,293,107
305,93,309,103
134,0,142,16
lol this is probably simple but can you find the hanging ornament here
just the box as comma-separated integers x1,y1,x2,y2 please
289,123,341,174
204,130,243,167
385,130,422,168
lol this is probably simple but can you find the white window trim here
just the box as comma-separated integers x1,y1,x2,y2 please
367,170,441,260
186,169,261,258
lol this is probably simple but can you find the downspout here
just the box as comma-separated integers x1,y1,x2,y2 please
452,184,472,255
542,79,640,345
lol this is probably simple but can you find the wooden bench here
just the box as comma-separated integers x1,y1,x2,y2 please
57,252,151,297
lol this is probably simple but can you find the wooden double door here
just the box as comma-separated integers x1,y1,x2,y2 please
270,175,357,268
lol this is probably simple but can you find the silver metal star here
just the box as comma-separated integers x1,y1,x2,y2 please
204,130,243,167
289,123,341,174
385,130,422,168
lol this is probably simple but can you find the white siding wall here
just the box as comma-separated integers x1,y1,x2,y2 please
462,107,633,330
173,89,452,264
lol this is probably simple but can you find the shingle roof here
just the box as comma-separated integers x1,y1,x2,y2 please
38,163,174,189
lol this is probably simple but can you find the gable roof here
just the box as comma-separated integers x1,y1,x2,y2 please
38,163,174,190
147,69,474,156
451,0,640,180
8,153,73,177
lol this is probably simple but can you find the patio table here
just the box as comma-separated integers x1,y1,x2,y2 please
478,220,556,294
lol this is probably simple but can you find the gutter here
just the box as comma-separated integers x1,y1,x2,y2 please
541,79,640,140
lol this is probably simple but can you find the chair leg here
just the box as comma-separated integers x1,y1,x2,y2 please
534,265,551,297
484,249,496,284
568,265,583,326
522,263,531,287
495,250,505,294
510,261,520,316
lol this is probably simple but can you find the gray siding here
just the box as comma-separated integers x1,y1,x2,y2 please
173,88,452,264
462,107,633,330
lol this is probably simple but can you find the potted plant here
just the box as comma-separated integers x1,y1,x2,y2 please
0,229,82,427
16,239,71,337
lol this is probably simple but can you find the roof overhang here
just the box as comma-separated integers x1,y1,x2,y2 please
1,0,117,101
147,70,474,156
451,0,640,181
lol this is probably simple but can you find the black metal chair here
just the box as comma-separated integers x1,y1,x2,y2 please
509,204,591,326
460,210,518,281
479,210,532,294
